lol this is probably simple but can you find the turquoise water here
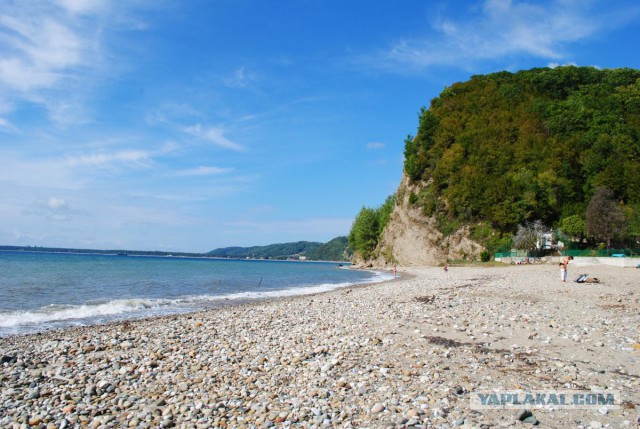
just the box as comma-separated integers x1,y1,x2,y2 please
0,251,391,337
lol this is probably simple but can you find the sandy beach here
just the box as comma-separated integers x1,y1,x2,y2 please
1,264,638,428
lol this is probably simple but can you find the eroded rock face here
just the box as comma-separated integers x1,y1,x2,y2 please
371,174,483,267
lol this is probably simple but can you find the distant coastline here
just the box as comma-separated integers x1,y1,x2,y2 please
0,246,350,263
0,245,204,258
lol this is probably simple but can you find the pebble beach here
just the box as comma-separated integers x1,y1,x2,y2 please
1,264,639,429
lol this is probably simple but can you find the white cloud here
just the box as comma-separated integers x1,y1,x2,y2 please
367,142,385,150
0,153,82,190
0,1,150,125
54,0,106,15
226,218,353,236
0,116,17,132
47,197,68,209
174,166,234,176
223,66,257,88
66,150,151,167
0,9,93,93
183,124,245,151
20,196,76,223
547,61,578,68
369,0,638,72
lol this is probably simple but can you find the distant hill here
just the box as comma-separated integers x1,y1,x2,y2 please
305,236,351,261
207,237,350,261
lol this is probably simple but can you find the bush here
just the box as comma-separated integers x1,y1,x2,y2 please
348,194,396,259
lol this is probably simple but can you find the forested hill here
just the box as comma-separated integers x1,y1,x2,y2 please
207,237,350,261
349,66,640,264
404,66,640,232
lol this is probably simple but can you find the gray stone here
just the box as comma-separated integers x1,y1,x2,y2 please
26,389,40,400
516,410,532,421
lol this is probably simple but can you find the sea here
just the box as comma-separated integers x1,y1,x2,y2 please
0,251,393,338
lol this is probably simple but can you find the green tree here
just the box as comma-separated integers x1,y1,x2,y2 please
585,187,627,248
397,66,640,247
348,194,396,260
559,214,586,241
377,194,395,232
623,204,640,243
348,207,379,259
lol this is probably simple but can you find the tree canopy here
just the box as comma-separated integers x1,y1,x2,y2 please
403,66,640,247
348,195,395,259
585,187,626,248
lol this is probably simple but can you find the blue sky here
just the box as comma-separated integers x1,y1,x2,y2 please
1,0,639,252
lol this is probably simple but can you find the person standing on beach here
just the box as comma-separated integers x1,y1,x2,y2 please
560,256,574,282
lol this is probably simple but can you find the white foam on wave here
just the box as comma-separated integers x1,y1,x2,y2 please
0,270,394,333
0,299,168,328
189,269,394,302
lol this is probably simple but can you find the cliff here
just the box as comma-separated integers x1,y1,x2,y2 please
368,174,482,267
350,66,640,267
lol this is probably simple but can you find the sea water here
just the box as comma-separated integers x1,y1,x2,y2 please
0,251,392,337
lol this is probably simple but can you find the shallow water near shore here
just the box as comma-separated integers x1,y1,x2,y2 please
0,251,390,337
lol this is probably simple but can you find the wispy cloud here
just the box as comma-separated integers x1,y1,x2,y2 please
223,66,258,88
225,217,353,237
367,142,385,150
547,61,579,69
174,166,234,177
66,150,152,167
0,116,17,132
365,0,640,72
0,153,81,190
183,124,245,151
33,196,76,221
47,197,68,210
0,1,149,126
0,4,100,94
54,0,107,15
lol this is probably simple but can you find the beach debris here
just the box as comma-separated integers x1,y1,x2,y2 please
415,295,436,304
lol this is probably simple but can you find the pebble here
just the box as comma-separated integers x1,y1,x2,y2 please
0,265,637,428
371,403,385,413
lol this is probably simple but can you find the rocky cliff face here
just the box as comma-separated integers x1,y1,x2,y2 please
370,174,483,267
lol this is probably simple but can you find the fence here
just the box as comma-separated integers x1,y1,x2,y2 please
494,250,528,259
495,248,640,259
561,248,640,257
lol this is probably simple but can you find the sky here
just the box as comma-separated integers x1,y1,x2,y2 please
1,0,639,253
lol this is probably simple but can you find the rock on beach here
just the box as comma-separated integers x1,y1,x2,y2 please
0,264,639,428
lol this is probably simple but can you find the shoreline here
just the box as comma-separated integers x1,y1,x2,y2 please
0,268,403,343
0,263,393,340
1,264,638,428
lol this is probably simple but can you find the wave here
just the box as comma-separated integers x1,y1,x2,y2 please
0,270,394,335
0,299,161,328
